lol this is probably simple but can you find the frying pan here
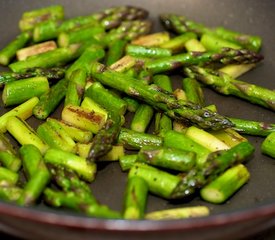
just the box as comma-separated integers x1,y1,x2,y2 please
0,0,275,239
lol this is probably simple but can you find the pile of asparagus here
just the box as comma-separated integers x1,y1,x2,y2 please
0,4,273,220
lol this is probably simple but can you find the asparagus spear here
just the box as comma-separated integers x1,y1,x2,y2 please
182,78,205,106
123,176,148,219
0,185,22,202
171,141,254,199
64,68,87,107
85,82,127,116
128,162,181,199
131,32,170,47
184,66,275,111
90,62,233,130
6,116,48,154
230,117,275,136
19,5,64,32
145,206,210,220
106,39,127,66
2,76,49,106
119,154,138,171
18,144,50,206
103,20,152,44
200,164,250,204
9,47,76,72
130,104,154,133
0,167,19,186
153,75,173,136
261,132,275,158
44,148,96,182
16,41,57,61
0,32,31,66
33,6,149,43
45,164,121,218
0,67,65,86
33,78,68,120
0,97,39,133
126,44,172,58
145,48,263,74
118,128,163,150
137,146,196,172
87,111,121,162
159,13,262,51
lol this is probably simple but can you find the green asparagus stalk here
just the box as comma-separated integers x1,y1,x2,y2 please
0,185,22,202
57,120,93,143
81,97,108,120
160,13,262,52
184,66,275,111
2,76,49,106
182,78,205,106
9,47,76,72
153,75,173,136
185,38,206,52
106,39,127,66
87,111,121,161
0,151,21,172
44,188,121,219
119,154,138,171
58,26,105,48
163,130,210,167
6,116,48,154
123,176,148,219
261,132,275,158
131,32,170,47
0,32,31,66
210,128,247,147
185,126,230,152
128,162,181,199
145,206,210,220
61,105,106,134
33,78,68,120
126,44,172,58
0,67,65,87
0,97,39,132
65,69,87,107
200,164,250,204
229,117,275,136
0,167,19,186
44,148,96,182
171,141,254,199
145,48,263,74
19,5,64,32
90,62,233,130
16,41,57,61
130,104,154,133
85,82,127,115
103,20,152,44
65,45,105,79
33,6,148,43
118,128,163,150
160,32,197,53
200,33,242,52
37,119,76,153
219,63,256,79
109,55,138,73
123,96,140,112
17,144,50,206
137,146,196,172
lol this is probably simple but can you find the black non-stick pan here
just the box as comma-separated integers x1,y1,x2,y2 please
0,0,275,239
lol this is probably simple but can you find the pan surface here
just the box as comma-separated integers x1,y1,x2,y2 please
0,0,275,239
